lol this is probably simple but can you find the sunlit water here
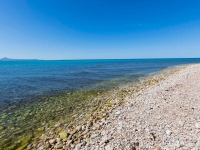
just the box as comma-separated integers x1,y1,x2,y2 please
1,58,200,107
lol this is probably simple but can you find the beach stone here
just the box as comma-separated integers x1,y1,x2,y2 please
131,146,136,150
195,139,200,148
92,126,97,130
82,128,89,135
100,135,111,145
91,133,99,139
75,143,82,150
94,123,100,129
70,129,77,135
195,123,200,128
37,145,44,150
155,147,161,150
166,130,172,135
135,142,139,146
0,126,4,130
56,143,63,149
175,139,180,148
76,125,82,131
87,121,93,128
49,139,56,144
71,144,75,148
178,121,184,127
27,144,32,150
67,140,73,146
63,138,67,142
103,113,107,117
105,144,113,150
100,118,106,125
56,138,61,143
82,125,85,130
59,131,67,139
44,143,50,148
115,111,121,115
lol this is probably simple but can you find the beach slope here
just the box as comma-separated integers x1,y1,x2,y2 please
82,64,200,149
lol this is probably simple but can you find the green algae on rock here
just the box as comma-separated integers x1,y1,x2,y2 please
0,90,108,150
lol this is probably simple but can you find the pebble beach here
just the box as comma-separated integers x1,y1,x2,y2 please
26,64,200,150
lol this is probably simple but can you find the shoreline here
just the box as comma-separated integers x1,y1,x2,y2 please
24,64,189,150
79,63,200,150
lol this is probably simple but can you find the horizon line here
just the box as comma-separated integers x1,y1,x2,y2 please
1,57,200,61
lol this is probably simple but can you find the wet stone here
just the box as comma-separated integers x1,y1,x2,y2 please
59,131,67,139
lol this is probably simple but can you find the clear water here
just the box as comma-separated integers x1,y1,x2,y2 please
1,58,200,107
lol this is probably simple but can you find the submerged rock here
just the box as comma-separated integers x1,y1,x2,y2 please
59,131,67,140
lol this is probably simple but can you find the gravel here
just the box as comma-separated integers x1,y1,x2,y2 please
80,64,200,149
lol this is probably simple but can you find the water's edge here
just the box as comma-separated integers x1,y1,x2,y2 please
0,64,188,150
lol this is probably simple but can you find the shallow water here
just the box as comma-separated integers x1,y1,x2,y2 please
1,58,200,149
1,58,200,107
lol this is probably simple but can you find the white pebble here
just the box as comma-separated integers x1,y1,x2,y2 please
166,130,172,135
75,143,82,150
176,139,180,148
105,144,113,150
195,123,200,128
115,111,121,115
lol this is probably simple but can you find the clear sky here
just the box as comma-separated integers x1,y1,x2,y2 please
0,0,200,60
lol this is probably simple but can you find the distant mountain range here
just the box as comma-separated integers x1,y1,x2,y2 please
0,57,38,61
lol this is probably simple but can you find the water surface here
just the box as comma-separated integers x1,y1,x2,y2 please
1,58,200,107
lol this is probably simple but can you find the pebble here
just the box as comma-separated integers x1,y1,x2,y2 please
195,122,200,129
82,125,85,130
195,139,200,148
115,111,121,115
166,130,172,135
76,125,82,131
56,143,63,149
100,135,111,145
75,143,82,150
178,121,184,127
71,144,75,148
175,139,180,148
49,139,56,144
67,140,73,146
105,144,113,150
82,128,89,135
59,131,67,139
91,134,99,139
56,138,61,143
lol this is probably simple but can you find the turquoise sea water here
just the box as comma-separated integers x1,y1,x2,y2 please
1,58,200,109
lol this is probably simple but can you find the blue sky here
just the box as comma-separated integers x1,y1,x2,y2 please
0,0,200,60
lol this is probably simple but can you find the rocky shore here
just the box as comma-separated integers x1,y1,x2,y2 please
27,64,200,150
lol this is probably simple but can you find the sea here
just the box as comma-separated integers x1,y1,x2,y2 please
1,58,200,107
1,58,200,149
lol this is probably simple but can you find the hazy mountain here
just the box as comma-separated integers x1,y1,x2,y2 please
0,57,38,61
